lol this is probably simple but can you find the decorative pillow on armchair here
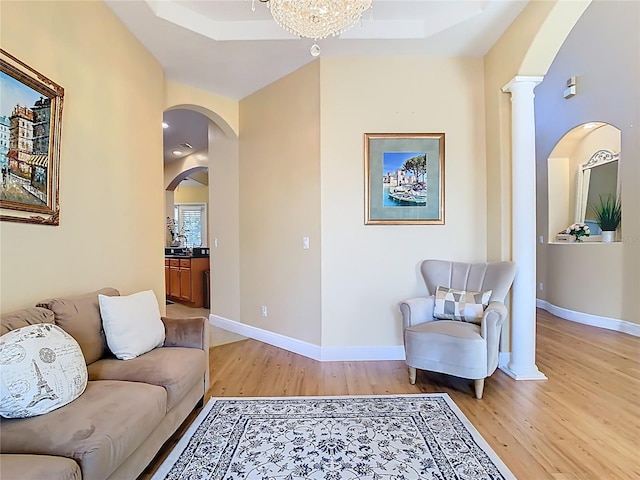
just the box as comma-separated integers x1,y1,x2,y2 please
433,286,492,324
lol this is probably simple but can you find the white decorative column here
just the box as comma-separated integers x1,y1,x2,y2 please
501,76,547,380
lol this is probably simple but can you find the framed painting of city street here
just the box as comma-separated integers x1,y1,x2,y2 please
364,133,445,225
0,49,64,225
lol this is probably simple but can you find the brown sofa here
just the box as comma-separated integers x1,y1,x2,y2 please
0,288,209,480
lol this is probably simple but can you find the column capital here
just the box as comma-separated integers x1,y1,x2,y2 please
502,75,544,93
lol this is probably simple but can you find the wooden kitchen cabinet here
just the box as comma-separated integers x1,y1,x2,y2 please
169,259,181,299
165,257,209,307
179,259,192,301
164,259,171,295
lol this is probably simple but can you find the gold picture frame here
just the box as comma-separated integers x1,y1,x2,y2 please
365,133,445,225
0,49,64,225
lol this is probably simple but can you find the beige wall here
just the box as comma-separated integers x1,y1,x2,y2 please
239,61,322,345
165,190,175,245
174,184,208,204
164,80,238,137
484,0,559,264
320,56,487,347
163,152,208,190
547,158,571,238
208,122,241,322
0,1,164,312
535,0,639,323
546,243,624,318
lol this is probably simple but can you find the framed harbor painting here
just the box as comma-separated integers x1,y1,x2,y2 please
0,49,64,225
365,133,445,225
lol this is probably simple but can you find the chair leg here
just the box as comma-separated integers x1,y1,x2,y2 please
409,367,417,385
474,378,485,399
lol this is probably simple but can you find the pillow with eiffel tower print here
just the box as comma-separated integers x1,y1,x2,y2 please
0,323,87,418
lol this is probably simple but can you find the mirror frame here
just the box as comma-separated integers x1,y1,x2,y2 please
574,149,619,224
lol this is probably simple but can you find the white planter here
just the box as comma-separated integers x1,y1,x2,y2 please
601,230,616,243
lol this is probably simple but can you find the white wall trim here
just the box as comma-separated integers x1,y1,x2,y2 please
536,299,640,337
498,351,510,369
320,346,405,362
210,315,321,359
209,315,406,361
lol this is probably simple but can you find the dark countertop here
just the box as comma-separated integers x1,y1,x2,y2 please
165,255,210,259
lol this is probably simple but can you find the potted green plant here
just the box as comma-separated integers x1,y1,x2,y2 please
592,195,621,242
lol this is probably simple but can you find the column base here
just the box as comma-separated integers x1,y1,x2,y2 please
500,365,547,380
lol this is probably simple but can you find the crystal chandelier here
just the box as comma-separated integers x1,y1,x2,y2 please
253,0,372,56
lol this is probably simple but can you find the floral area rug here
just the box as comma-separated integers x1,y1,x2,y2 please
152,394,516,480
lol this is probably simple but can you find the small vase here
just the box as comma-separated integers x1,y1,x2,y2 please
601,231,615,243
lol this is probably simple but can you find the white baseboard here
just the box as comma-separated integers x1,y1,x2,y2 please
500,365,548,381
209,315,406,362
498,351,510,369
536,299,640,337
319,345,406,362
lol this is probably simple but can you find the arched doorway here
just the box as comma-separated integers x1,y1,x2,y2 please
162,100,241,329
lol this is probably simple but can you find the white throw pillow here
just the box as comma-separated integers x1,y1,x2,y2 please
0,324,88,419
98,290,165,360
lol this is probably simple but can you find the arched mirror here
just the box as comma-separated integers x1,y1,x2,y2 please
547,122,621,240
575,149,619,232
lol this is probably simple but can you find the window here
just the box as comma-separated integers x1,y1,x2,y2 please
174,203,207,248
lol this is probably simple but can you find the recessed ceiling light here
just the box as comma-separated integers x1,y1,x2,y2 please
162,122,169,129
172,150,182,156
583,123,597,129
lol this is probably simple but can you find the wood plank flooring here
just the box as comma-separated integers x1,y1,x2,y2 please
142,309,640,479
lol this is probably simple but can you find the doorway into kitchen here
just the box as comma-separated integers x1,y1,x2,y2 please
162,106,245,346
163,109,210,316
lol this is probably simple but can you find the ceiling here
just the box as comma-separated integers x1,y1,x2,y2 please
105,0,529,100
163,109,209,164
110,0,530,172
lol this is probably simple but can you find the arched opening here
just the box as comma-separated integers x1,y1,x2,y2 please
547,122,621,242
161,101,241,340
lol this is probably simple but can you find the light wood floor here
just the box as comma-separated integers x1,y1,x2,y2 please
143,309,640,479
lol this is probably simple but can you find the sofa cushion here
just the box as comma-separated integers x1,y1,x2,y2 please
1,307,54,336
404,320,487,379
37,288,119,365
0,454,81,480
0,324,87,419
0,380,166,480
98,290,165,360
87,347,205,410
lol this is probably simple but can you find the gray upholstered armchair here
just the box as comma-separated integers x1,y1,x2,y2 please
399,260,516,399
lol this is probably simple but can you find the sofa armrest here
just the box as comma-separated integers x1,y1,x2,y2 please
481,301,508,375
162,316,207,350
398,296,436,330
162,316,210,394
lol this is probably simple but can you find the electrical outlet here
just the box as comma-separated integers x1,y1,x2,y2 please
261,305,268,317
214,238,218,248
303,236,310,250
539,282,544,291
539,235,544,244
